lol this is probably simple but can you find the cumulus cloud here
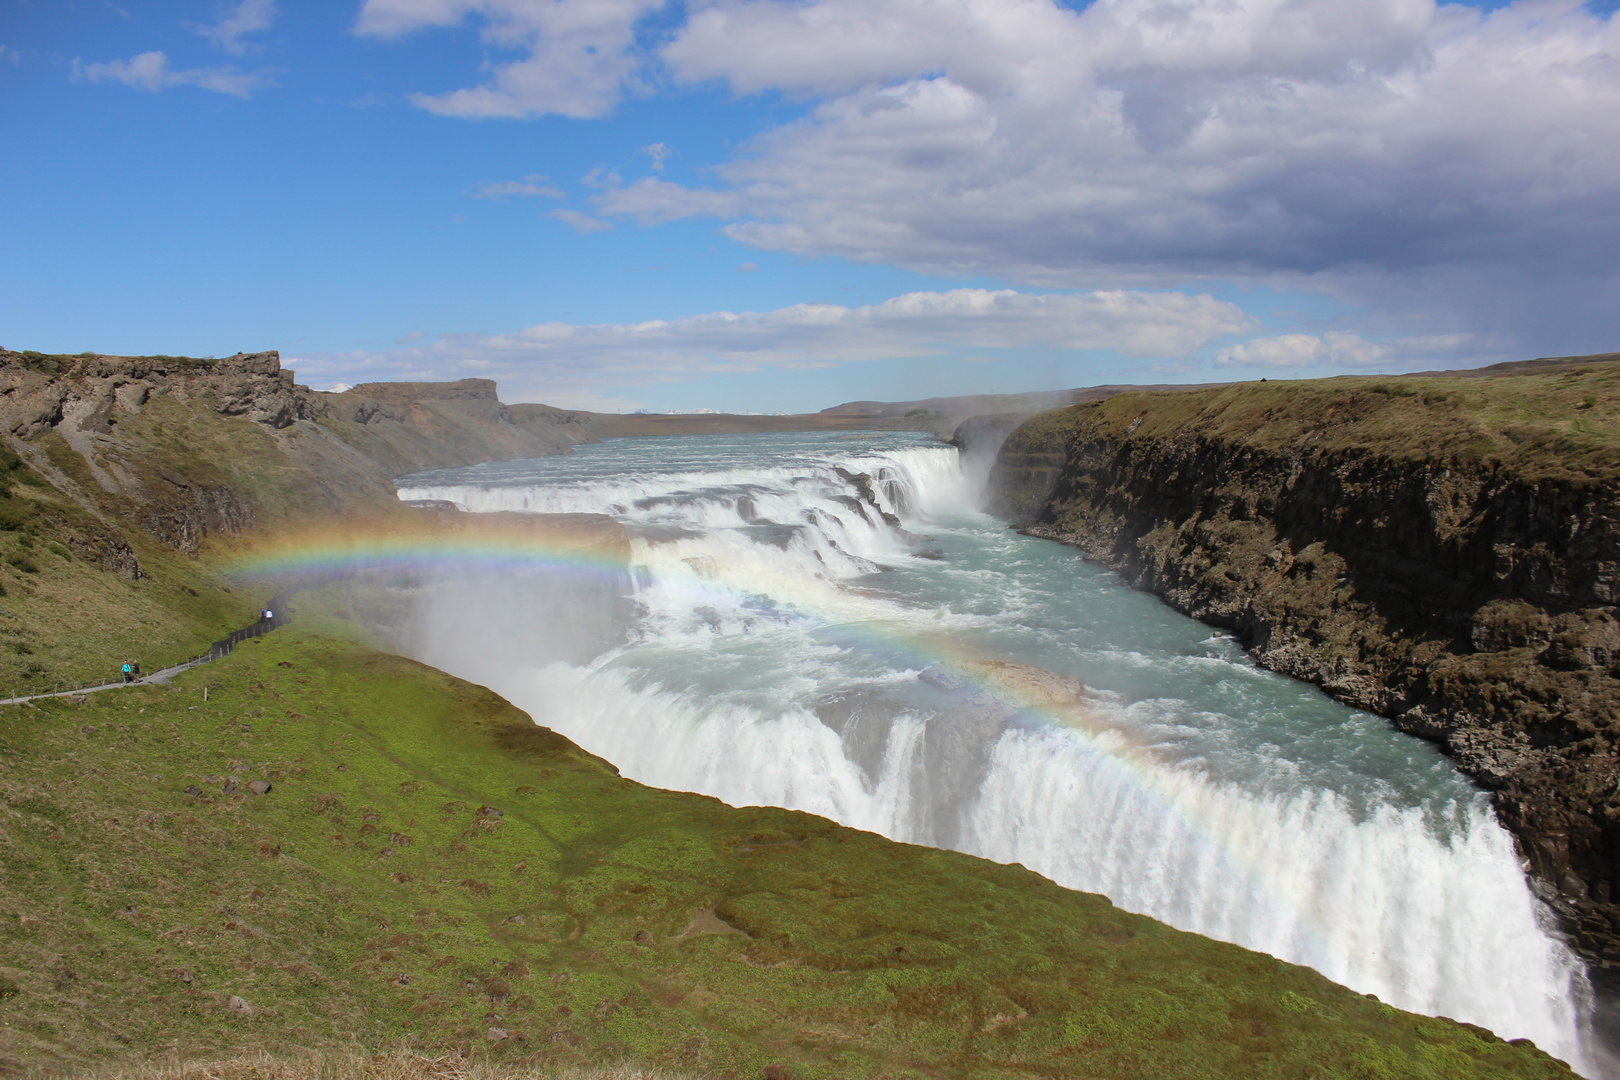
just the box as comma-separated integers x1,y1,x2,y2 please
547,207,613,233
605,0,1620,353
642,141,671,171
1214,332,1387,370
193,0,276,55
638,0,1620,285
72,51,272,97
355,0,1620,358
292,287,1253,405
593,175,742,224
473,174,566,199
354,0,666,118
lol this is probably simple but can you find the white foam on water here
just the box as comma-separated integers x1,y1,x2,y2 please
964,725,1588,1050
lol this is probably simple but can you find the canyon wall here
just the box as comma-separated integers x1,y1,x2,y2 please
988,366,1620,966
0,350,597,539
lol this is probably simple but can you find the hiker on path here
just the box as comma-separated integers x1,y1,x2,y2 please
132,659,140,678
121,662,132,684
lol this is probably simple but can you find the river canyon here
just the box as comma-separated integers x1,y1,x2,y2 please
391,430,1603,1075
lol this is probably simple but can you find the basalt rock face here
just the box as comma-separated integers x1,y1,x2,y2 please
0,349,320,439
141,474,256,555
989,377,1620,965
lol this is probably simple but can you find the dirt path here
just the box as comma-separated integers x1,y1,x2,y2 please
1,606,287,707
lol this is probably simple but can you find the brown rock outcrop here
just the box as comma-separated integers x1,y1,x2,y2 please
0,350,320,439
324,380,596,474
141,473,255,554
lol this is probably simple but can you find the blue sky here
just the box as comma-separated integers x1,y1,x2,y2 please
2,0,1617,411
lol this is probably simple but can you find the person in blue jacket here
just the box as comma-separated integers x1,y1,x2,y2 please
121,661,132,684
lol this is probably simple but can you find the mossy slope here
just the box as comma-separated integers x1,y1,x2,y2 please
0,431,259,695
0,626,1574,1078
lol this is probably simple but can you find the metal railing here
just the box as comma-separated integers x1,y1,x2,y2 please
208,613,281,660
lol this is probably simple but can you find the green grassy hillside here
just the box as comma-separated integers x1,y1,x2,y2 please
0,622,1576,1078
0,433,261,696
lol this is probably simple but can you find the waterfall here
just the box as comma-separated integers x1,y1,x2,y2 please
395,432,1599,1074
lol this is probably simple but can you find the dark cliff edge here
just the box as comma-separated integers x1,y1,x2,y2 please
987,357,1620,967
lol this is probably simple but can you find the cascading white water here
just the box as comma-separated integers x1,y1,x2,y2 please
396,431,1601,1075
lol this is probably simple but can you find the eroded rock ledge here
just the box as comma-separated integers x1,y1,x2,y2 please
987,367,1620,964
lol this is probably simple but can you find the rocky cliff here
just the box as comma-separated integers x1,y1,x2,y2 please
330,379,597,472
0,349,612,694
988,361,1620,966
0,351,594,534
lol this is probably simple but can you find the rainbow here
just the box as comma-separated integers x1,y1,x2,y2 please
229,515,632,584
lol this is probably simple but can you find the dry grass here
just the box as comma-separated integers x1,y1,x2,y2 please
1051,363,1620,482
79,1049,681,1080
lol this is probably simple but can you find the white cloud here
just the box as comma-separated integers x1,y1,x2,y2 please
642,142,671,172
547,208,613,233
627,0,1620,353
72,51,273,97
593,175,741,224
0,44,21,65
351,0,1620,357
473,174,566,199
638,0,1620,280
290,287,1254,405
1214,333,1367,370
455,287,1253,368
193,0,277,56
1212,330,1496,370
354,0,666,119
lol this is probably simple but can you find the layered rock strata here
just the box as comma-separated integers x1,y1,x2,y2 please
988,370,1620,964
0,351,600,554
